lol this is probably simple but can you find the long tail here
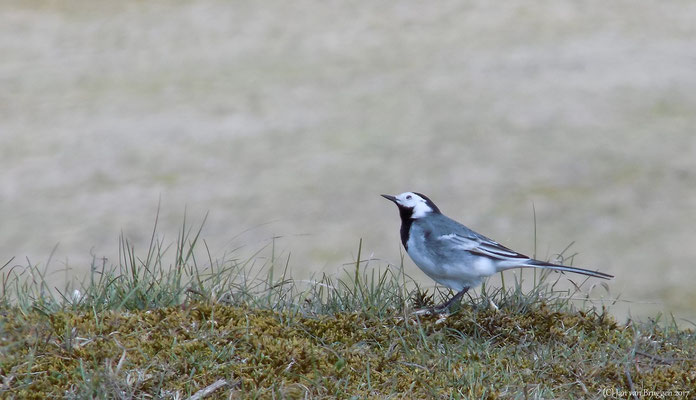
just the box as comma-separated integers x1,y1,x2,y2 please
503,259,613,280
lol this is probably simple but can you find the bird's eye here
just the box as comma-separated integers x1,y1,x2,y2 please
406,195,412,200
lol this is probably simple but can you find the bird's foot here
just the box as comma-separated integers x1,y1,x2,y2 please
411,307,451,317
410,287,470,315
433,287,470,313
412,307,440,316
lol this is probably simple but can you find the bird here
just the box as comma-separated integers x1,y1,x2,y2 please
382,192,613,311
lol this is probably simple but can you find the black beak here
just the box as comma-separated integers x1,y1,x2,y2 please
381,194,398,204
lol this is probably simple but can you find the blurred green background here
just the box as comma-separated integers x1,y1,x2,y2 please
2,0,695,323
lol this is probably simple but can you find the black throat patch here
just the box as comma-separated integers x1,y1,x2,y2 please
398,206,414,250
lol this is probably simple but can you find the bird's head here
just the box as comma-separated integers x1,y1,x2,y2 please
381,192,441,219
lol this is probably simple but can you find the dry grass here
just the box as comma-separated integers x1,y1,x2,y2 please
1,220,694,398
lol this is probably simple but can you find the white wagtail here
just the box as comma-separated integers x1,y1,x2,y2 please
382,192,613,310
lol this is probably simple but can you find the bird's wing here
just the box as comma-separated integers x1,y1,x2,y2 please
436,232,530,261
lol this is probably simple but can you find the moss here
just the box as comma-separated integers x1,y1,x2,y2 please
1,302,694,398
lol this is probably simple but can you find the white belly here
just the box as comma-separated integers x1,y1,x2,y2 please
406,235,495,291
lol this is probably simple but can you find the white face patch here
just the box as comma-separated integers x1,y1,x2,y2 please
395,192,433,218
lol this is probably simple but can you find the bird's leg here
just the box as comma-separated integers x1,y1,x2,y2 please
433,287,470,312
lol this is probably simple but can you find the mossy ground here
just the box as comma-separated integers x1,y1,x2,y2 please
1,227,694,398
2,299,694,398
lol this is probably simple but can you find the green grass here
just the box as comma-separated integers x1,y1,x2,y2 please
1,217,694,399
